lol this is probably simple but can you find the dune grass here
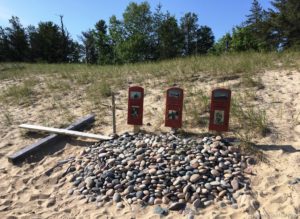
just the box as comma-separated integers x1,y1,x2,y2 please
1,51,299,143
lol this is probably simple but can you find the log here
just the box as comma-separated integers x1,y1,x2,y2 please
8,114,97,164
19,124,112,140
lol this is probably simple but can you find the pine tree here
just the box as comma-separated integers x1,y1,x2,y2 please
270,0,300,49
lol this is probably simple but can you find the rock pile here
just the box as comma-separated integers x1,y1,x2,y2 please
67,132,253,211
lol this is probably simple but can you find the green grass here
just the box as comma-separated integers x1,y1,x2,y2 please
0,79,37,105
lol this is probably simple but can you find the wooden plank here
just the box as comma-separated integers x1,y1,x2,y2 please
8,114,96,164
19,124,112,140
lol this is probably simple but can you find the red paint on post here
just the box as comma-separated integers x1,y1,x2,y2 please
127,86,144,125
209,88,231,132
165,87,184,128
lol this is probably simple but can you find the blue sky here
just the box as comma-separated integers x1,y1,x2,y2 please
0,0,273,41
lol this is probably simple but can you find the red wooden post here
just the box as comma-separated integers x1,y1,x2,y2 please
165,87,184,129
209,88,231,132
127,86,144,126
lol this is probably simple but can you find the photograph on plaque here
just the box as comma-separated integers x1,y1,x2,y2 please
214,90,228,99
168,110,179,120
130,91,142,99
131,106,139,117
214,110,224,125
168,89,181,98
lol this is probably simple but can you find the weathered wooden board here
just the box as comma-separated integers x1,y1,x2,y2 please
19,124,112,140
8,114,96,164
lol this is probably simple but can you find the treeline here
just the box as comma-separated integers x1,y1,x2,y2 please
0,0,299,64
213,0,300,54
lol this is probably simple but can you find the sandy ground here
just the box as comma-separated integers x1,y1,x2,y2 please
0,70,299,219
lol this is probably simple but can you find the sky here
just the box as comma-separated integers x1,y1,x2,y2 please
0,0,273,41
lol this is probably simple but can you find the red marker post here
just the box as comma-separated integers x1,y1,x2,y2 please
127,86,144,130
165,87,184,129
209,88,231,132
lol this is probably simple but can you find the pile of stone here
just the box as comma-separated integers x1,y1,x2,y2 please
67,132,253,211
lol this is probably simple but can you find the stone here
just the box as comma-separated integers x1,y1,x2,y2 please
46,197,56,207
211,169,220,177
190,159,199,168
231,178,239,191
68,133,248,210
251,200,260,210
154,206,168,216
190,174,201,183
136,191,143,199
113,192,121,203
203,200,212,206
183,184,191,194
149,168,157,175
162,196,170,204
193,199,202,209
116,202,124,209
157,147,164,154
85,177,95,189
106,189,114,196
169,202,186,211
154,198,162,205
148,197,155,205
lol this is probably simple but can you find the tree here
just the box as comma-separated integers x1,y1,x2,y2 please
81,29,98,64
34,21,65,62
211,33,232,54
196,26,214,54
231,26,259,52
245,0,275,51
108,15,125,63
0,26,10,61
269,0,300,49
156,14,183,59
180,13,199,55
95,19,112,64
121,2,153,62
5,16,29,61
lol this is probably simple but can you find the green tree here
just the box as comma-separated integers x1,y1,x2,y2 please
270,0,300,49
5,16,29,61
211,33,232,54
108,15,125,63
95,19,112,64
81,29,98,64
180,13,199,55
196,26,214,54
156,14,183,59
245,0,275,51
0,26,10,61
231,26,259,51
121,2,153,62
34,21,64,62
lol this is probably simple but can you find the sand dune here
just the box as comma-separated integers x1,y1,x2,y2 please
0,69,300,219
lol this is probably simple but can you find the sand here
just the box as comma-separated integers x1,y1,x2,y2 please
0,69,300,219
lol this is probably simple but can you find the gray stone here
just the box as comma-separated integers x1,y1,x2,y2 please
113,192,121,203
192,199,202,209
154,205,168,216
169,202,186,211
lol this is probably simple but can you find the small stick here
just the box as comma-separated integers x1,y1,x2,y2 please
112,92,116,135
